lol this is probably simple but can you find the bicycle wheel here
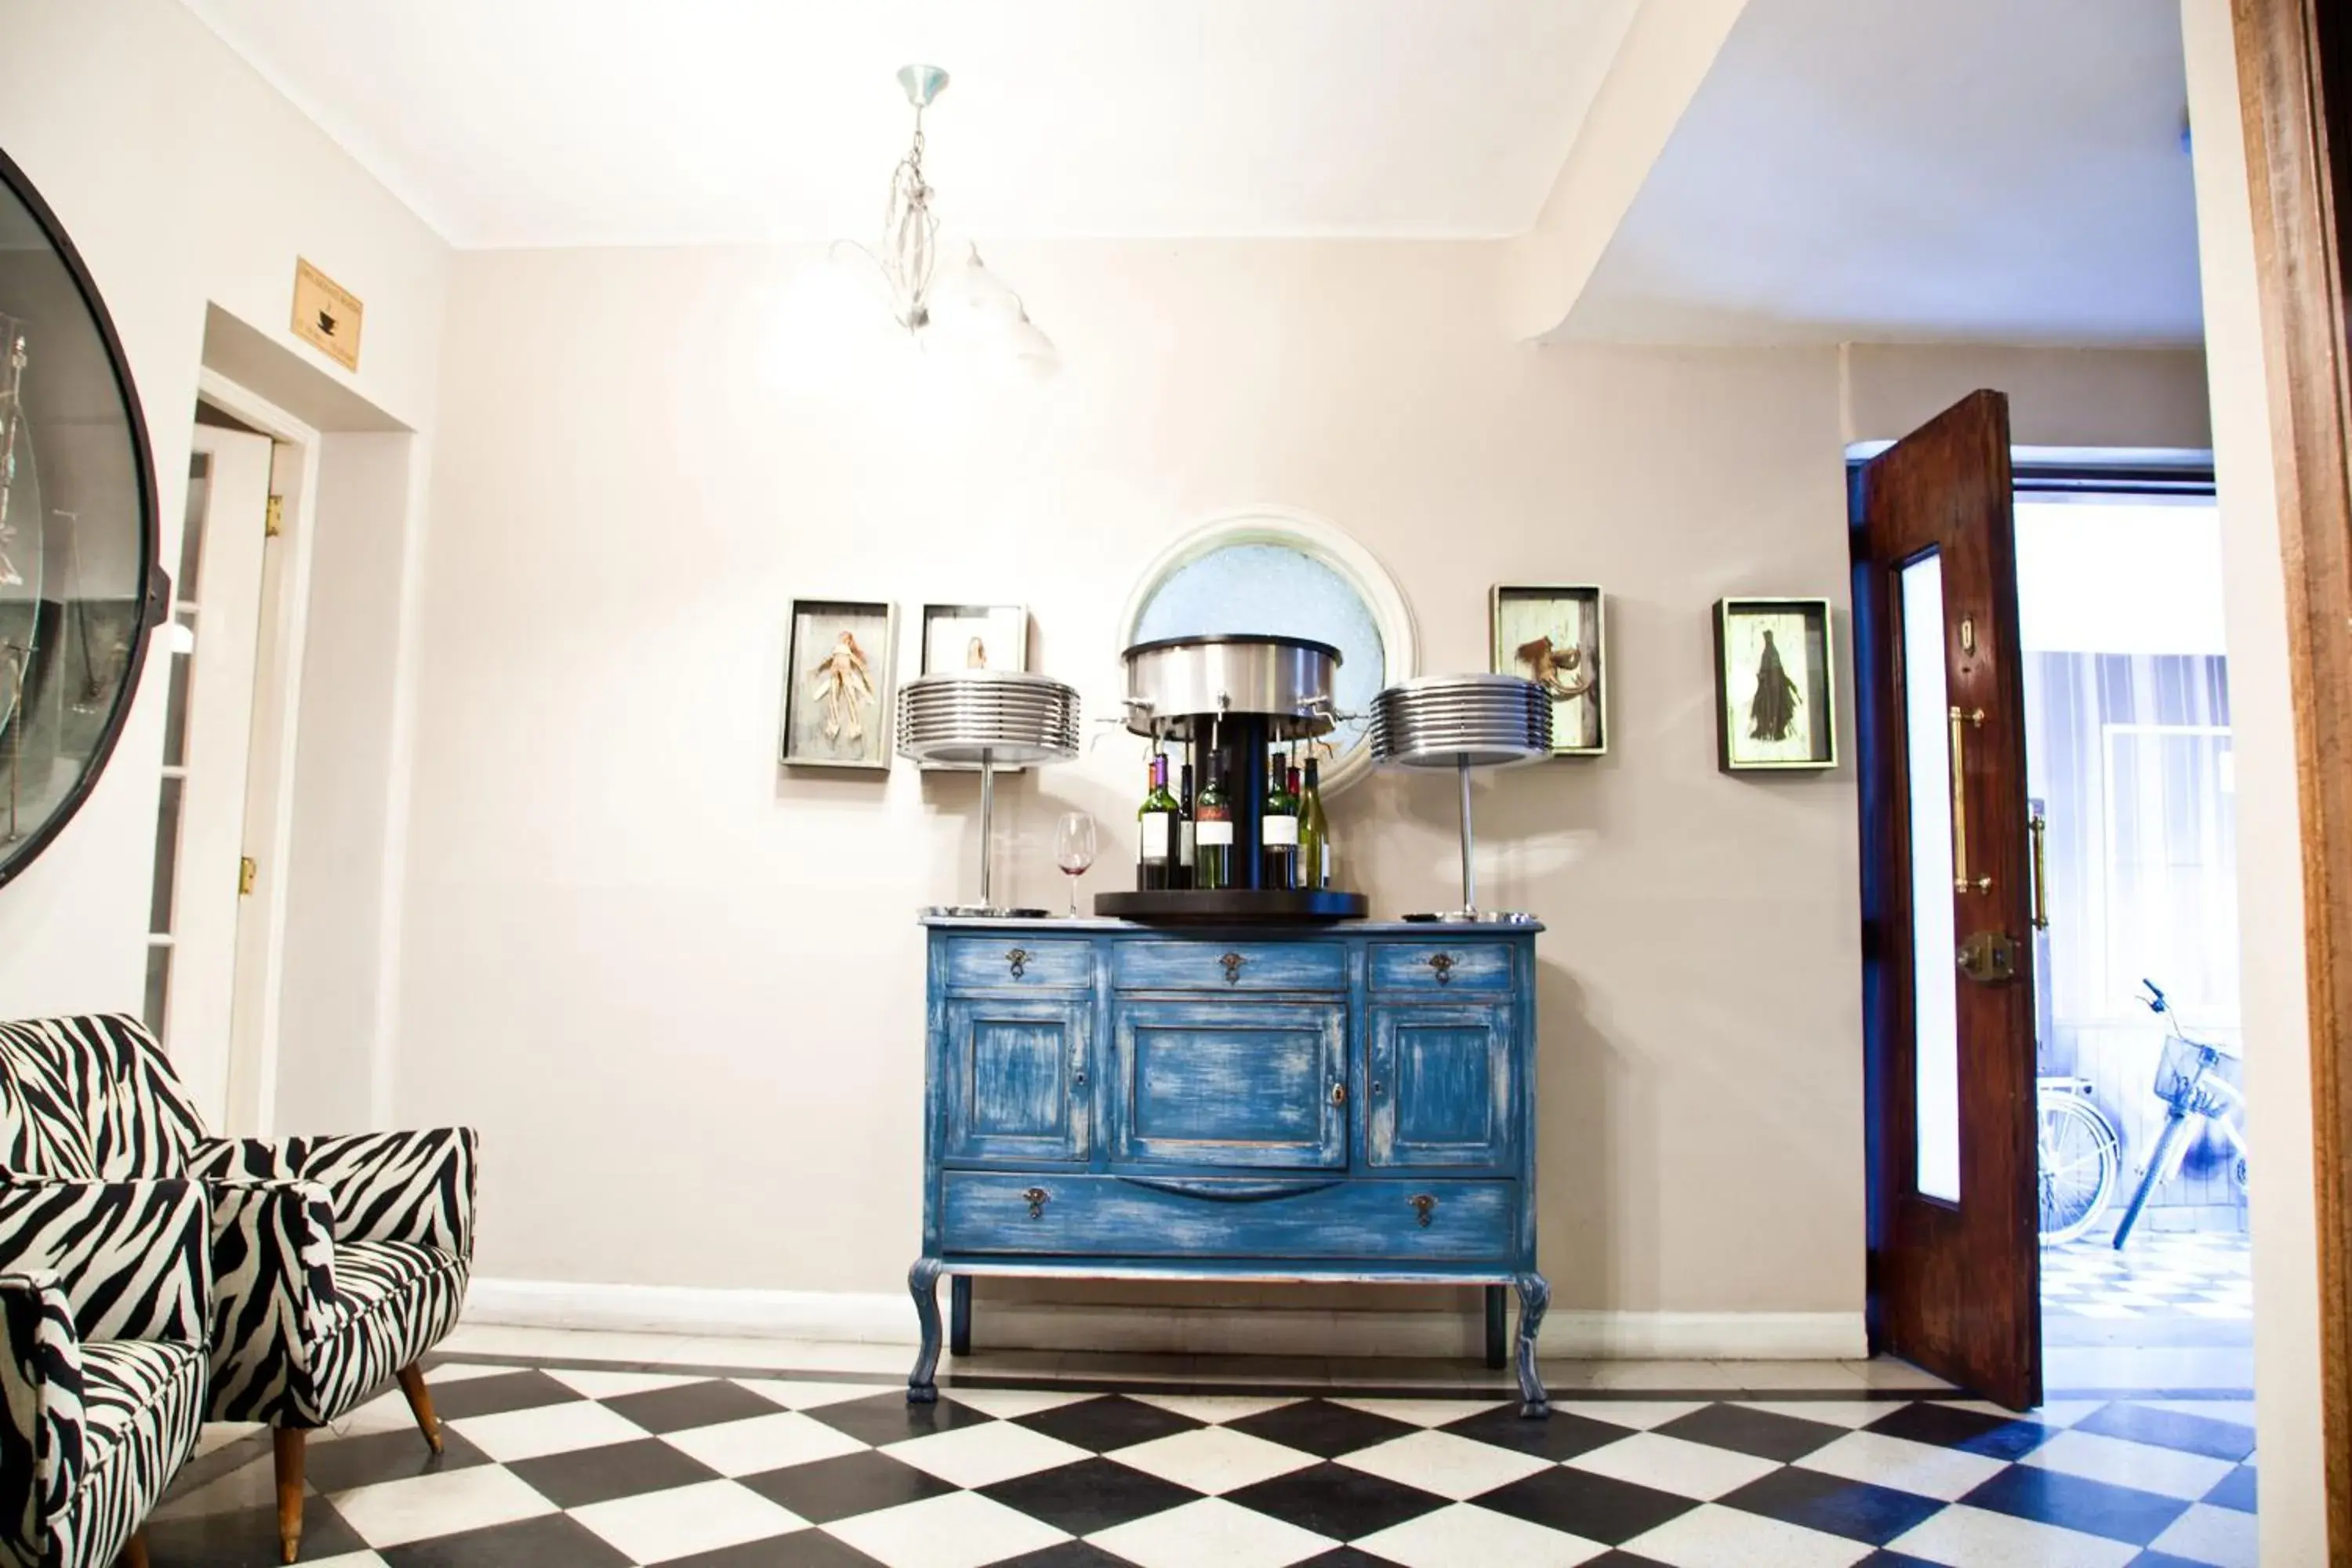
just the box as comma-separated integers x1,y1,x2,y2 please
2113,1113,2190,1250
2038,1091,2120,1246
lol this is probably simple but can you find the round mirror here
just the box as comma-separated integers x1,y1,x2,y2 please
1119,507,1416,793
0,147,162,890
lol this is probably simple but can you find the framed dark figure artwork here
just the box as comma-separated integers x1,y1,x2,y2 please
1715,597,1836,772
1491,584,1606,756
782,597,896,770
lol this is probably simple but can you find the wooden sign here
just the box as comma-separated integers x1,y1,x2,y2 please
291,258,362,371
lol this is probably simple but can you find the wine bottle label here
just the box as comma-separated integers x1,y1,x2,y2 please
1196,818,1235,848
1262,815,1300,847
1140,811,1171,860
1178,822,1196,863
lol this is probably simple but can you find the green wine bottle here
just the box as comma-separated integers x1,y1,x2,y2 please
1137,753,1178,891
1261,751,1301,889
1297,759,1328,889
1194,762,1234,890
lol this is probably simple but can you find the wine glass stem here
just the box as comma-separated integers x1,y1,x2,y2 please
1069,876,1079,919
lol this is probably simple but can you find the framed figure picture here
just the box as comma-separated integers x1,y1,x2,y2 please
782,598,896,771
919,603,1029,676
1492,585,1606,755
1715,597,1836,771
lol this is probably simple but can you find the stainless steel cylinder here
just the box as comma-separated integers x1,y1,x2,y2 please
896,671,1082,767
1370,674,1552,768
1120,634,1341,741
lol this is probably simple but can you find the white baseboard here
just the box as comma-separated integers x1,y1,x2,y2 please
464,1279,1865,1362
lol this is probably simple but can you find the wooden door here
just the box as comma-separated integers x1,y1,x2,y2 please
1854,390,2041,1410
1110,1000,1348,1170
1367,1004,1515,1171
941,996,1091,1163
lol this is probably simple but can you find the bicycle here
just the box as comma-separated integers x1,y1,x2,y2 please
2038,1075,2121,1245
2111,978,2249,1250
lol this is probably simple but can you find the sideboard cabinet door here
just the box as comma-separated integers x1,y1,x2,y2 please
1112,1000,1348,1170
941,996,1092,1163
1367,1004,1515,1171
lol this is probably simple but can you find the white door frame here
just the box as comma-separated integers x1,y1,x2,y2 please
196,368,321,1138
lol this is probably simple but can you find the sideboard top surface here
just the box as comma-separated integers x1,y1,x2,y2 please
921,915,1547,936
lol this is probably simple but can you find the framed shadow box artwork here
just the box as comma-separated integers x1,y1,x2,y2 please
782,597,896,771
1715,597,1836,771
920,603,1029,676
1492,584,1606,755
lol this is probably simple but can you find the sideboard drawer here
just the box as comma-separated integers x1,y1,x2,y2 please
944,938,1092,990
941,1172,1515,1262
1112,940,1347,993
1370,942,1514,993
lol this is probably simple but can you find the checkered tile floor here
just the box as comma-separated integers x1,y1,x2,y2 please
150,1358,2260,1567
2043,1227,2252,1322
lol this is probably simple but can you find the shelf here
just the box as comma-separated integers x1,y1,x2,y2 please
1091,887,1370,924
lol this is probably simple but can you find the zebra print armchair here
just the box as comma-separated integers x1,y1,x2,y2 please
0,1014,479,1563
1,1177,209,1568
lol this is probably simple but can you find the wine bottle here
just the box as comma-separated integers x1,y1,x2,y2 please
1298,757,1329,889
1176,761,1196,891
1261,750,1300,889
1137,754,1177,890
1194,762,1234,890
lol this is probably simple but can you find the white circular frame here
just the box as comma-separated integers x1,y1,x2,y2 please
1116,504,1420,797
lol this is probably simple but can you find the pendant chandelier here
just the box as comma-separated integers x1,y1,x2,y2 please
833,66,1058,378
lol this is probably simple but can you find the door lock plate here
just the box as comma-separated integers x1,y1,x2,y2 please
1957,930,2018,984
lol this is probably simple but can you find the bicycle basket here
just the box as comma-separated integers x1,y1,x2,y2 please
2154,1032,2238,1116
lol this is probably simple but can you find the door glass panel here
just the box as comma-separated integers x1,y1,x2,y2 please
1902,551,1962,1203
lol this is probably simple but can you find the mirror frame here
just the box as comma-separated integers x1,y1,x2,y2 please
0,143,165,892
1116,505,1418,795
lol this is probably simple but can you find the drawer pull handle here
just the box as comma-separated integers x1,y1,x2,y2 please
1429,953,1455,984
1330,1082,1348,1107
1005,948,1030,978
1409,1192,1437,1228
1220,952,1247,984
1022,1187,1050,1220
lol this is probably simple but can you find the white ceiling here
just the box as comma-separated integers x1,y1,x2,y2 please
180,0,1642,248
1565,0,2205,345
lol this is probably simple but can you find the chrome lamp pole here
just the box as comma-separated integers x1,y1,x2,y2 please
898,671,1081,917
1371,674,1552,924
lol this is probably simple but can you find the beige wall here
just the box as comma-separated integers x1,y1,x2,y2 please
1841,343,2212,448
0,0,449,1036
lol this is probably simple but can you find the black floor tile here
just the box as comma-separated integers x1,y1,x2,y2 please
2125,1552,2220,1568
598,1377,793,1435
1014,1394,1204,1453
424,1369,585,1421
662,1533,889,1566
1855,1552,1947,1567
1719,1465,1944,1546
1223,1461,1447,1541
1962,1465,2191,1546
1653,1403,1846,1463
739,1450,960,1524
1864,1402,2053,1461
305,1425,494,1494
1475,1465,1700,1545
2074,1401,2257,1462
1225,1399,1417,1458
1294,1551,1411,1567
145,1497,367,1566
1437,1403,1635,1461
2204,1463,2258,1512
979,1456,1201,1535
1577,1555,1677,1568
379,1513,633,1567
507,1435,723,1508
804,1388,998,1446
998,1544,1138,1567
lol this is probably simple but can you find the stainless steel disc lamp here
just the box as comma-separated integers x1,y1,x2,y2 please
898,671,1082,917
833,66,1058,377
1371,675,1553,923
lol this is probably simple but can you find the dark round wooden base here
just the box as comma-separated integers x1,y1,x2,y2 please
1092,888,1371,923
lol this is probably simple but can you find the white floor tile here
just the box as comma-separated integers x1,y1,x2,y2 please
1127,1392,1303,1425
1887,1502,2142,1567
410,1361,520,1385
1085,1495,1334,1568
1549,1400,1708,1432
1794,1430,2009,1501
884,1420,1091,1489
2149,1501,2259,1568
738,1377,898,1411
662,1410,870,1477
151,1455,277,1522
447,1399,650,1462
299,1555,389,1567
1624,1502,1875,1568
1743,1401,1906,1429
328,1465,557,1549
1565,1432,1783,1501
2020,1428,2235,1500
320,1391,439,1442
1335,1429,1552,1500
824,1490,1071,1568
1351,1501,1610,1567
1330,1396,1506,1428
570,1478,807,1563
541,1367,702,1399
939,1386,1097,1420
1106,1425,1320,1494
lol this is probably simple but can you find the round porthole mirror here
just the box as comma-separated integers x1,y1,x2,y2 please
0,147,163,891
1118,507,1417,794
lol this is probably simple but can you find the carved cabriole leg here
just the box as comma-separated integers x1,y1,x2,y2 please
272,1426,308,1563
1514,1272,1551,1417
908,1258,945,1403
1484,1285,1508,1370
950,1274,973,1358
117,1531,149,1568
396,1362,443,1454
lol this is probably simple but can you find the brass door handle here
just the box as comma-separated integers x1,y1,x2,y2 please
1428,953,1454,984
1409,1193,1436,1228
1330,1082,1348,1106
1005,947,1029,978
1948,707,1991,894
1220,952,1247,984
1021,1187,1049,1219
2029,809,2050,931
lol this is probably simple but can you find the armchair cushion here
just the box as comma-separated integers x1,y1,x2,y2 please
56,1340,204,1568
308,1241,469,1425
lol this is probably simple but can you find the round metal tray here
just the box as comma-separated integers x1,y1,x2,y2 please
1092,888,1371,923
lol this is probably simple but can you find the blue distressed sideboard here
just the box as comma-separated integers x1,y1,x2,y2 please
909,916,1551,1416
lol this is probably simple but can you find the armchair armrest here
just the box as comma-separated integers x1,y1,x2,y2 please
1,1272,82,1568
200,1178,339,1425
0,1178,209,1346
188,1135,297,1181
289,1128,477,1258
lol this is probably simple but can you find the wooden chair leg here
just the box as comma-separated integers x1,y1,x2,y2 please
117,1530,149,1568
397,1361,443,1454
273,1426,307,1564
